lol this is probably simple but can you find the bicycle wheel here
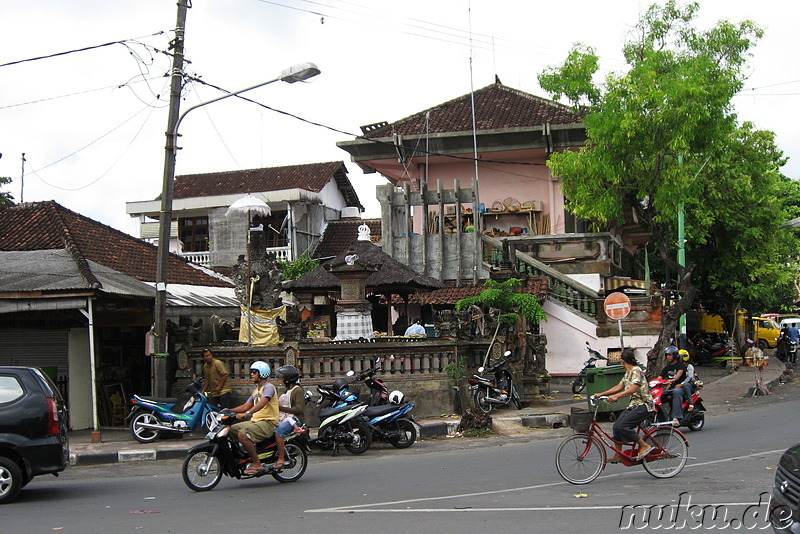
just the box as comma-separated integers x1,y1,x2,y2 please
555,433,605,484
642,428,688,478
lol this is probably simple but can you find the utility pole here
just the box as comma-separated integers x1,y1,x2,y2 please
20,153,25,203
153,0,189,397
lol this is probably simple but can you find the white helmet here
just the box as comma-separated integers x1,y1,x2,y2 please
389,390,405,404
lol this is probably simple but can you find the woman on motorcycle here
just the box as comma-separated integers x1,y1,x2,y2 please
592,349,655,463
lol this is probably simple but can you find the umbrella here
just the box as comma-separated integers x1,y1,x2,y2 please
226,194,271,344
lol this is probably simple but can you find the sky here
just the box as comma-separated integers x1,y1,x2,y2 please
1,0,798,236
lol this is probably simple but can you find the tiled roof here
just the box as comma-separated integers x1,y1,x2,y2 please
391,277,550,305
312,218,382,259
362,83,582,138
171,161,363,209
0,202,231,288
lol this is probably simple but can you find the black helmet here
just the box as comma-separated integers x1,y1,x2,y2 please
333,377,349,392
276,365,300,386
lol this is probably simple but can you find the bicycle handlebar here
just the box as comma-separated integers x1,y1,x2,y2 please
588,395,610,408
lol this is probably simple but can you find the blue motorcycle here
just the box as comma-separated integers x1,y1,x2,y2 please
330,375,417,449
128,379,219,443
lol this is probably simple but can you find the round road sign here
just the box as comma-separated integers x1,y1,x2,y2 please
604,292,631,320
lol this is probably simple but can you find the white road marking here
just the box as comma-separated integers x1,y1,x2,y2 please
305,448,784,514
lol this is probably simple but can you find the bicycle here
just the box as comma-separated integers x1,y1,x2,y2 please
555,396,689,484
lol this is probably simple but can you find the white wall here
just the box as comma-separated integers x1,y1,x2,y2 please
68,328,92,430
541,300,659,375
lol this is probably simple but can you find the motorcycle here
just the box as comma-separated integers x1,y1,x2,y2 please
468,350,522,414
128,379,219,443
306,385,372,454
343,357,418,448
691,334,733,366
181,410,308,492
648,377,706,431
571,342,607,394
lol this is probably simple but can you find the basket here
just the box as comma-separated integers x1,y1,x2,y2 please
570,407,593,432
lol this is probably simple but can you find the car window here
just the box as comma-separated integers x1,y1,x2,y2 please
32,368,62,402
0,376,25,403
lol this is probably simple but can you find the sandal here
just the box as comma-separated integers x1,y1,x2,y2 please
634,446,653,460
244,465,264,475
273,461,285,469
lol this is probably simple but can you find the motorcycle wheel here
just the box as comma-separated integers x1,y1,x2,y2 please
571,377,586,395
271,443,308,483
511,385,522,410
343,419,372,455
389,419,417,449
130,411,161,443
686,412,705,432
474,389,493,414
182,451,222,492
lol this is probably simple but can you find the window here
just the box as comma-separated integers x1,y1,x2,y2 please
179,217,209,252
0,376,24,403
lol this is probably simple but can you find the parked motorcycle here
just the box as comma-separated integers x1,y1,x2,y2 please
343,357,418,448
181,410,308,492
691,334,733,366
129,379,219,443
468,350,522,414
307,385,372,454
571,342,607,394
648,377,706,431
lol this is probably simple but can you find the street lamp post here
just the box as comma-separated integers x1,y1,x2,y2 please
151,62,320,396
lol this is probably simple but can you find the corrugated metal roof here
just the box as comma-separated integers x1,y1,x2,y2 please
148,283,239,308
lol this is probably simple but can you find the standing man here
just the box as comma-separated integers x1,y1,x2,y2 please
201,348,231,408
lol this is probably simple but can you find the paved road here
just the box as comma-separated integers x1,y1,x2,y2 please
6,379,797,533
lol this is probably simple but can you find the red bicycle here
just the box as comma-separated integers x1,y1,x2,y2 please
555,397,689,484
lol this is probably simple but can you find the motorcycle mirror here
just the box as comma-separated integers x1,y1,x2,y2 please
346,370,355,377
478,366,485,373
504,350,512,357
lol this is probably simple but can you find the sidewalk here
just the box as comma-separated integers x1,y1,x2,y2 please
68,359,792,466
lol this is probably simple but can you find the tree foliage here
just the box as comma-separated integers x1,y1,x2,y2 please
0,177,13,205
279,252,319,281
537,1,793,371
455,278,546,326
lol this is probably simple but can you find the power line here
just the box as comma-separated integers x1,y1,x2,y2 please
0,32,165,69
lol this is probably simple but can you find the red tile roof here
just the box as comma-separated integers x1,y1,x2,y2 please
362,83,582,138
312,218,382,259
0,201,231,288
171,161,363,209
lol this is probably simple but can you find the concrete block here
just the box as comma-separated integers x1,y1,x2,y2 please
118,449,156,462
520,413,568,429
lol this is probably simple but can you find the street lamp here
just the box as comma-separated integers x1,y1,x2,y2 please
151,61,320,395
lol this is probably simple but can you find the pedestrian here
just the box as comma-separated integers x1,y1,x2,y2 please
404,319,426,336
200,348,232,408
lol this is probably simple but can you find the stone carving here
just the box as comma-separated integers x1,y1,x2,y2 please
233,228,283,310
276,306,309,341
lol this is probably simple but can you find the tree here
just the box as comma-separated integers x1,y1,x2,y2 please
0,177,13,205
537,1,774,373
279,252,319,281
455,278,546,366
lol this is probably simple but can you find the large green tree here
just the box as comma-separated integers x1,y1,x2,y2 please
537,1,788,372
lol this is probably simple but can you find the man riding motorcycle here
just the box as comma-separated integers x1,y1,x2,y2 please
229,361,281,475
657,346,688,426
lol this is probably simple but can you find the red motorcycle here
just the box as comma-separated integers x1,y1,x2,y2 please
648,377,706,431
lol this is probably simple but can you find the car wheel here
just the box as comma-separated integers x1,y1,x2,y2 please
0,457,23,504
757,339,768,351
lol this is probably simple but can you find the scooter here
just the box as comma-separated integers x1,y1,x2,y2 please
648,377,706,431
571,342,607,394
346,356,393,405
181,410,308,492
468,350,522,414
306,386,372,455
328,379,418,449
128,379,219,443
